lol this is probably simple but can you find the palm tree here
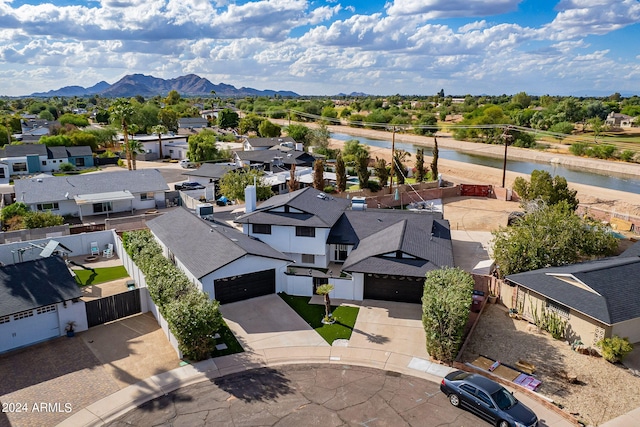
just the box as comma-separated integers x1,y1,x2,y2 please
315,284,334,322
110,99,135,170
127,139,145,170
151,124,167,159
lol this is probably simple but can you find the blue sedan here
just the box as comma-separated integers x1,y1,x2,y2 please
440,370,538,427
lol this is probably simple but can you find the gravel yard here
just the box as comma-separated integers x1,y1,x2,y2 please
461,304,640,426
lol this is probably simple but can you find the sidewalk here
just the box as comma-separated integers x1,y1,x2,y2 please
58,344,577,427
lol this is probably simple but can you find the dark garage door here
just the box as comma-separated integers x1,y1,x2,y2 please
214,269,276,304
364,274,424,303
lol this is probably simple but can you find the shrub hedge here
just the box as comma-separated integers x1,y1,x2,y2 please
123,230,222,360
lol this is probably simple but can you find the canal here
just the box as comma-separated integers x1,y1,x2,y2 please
332,133,640,194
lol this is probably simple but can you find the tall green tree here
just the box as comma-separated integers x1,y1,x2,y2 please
158,109,179,132
422,267,474,364
373,157,390,188
431,137,439,181
335,153,347,192
491,201,617,277
217,109,239,129
393,150,410,185
313,159,325,190
239,114,264,135
355,151,370,189
285,124,311,146
258,120,281,137
219,169,273,201
110,99,135,170
187,129,222,162
126,139,145,170
150,125,167,159
309,123,330,149
414,149,426,182
342,139,368,164
512,170,579,211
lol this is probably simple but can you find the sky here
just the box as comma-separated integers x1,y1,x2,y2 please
0,0,639,97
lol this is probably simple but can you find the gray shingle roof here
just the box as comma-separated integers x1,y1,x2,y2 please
506,257,640,325
66,146,93,157
147,208,290,279
235,187,351,228
47,146,68,159
14,169,169,204
621,240,640,258
1,144,48,157
235,149,316,166
245,137,296,148
339,211,454,277
0,256,82,316
182,163,241,180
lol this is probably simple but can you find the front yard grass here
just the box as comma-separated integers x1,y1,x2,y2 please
211,320,244,357
278,292,359,344
74,266,129,286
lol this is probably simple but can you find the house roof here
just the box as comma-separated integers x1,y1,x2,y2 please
14,169,169,204
182,163,241,180
620,240,640,258
235,149,316,166
1,144,48,158
235,187,351,228
47,146,69,159
245,137,296,148
66,146,93,157
147,207,291,279
336,210,453,277
506,257,640,325
0,256,82,316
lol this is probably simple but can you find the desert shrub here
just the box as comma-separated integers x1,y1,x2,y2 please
597,336,633,363
59,162,75,172
569,143,588,156
620,150,635,162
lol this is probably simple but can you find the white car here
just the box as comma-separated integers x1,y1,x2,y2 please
179,159,196,168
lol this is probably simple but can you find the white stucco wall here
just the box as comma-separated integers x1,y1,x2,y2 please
247,225,330,267
57,299,88,334
612,318,640,344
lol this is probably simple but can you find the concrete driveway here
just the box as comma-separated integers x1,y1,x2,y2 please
219,294,328,351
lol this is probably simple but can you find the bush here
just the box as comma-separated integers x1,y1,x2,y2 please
597,336,633,363
59,162,75,172
1,202,29,222
569,143,588,156
365,180,381,192
620,150,635,162
323,185,335,193
23,211,64,229
123,230,223,360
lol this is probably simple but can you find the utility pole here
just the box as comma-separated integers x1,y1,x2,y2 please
389,126,395,194
501,126,513,188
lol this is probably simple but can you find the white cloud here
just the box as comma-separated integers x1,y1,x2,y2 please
546,0,640,39
386,0,520,18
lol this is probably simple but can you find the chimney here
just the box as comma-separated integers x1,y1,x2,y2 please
295,142,303,151
245,185,257,213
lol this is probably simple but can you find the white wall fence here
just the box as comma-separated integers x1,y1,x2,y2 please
114,236,183,358
284,275,358,301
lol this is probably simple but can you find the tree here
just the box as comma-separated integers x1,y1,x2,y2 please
491,202,618,277
422,267,474,364
59,113,90,127
1,202,29,222
164,291,223,361
335,153,347,192
512,170,579,211
165,90,181,105
393,150,410,184
68,131,98,150
588,117,607,143
315,284,334,322
86,127,117,148
288,164,300,192
431,137,439,181
313,159,324,190
342,139,368,164
217,108,239,129
0,125,10,146
308,123,330,149
110,99,135,170
355,151,370,189
219,169,273,201
413,114,438,136
158,109,178,132
239,114,264,135
373,157,390,188
187,130,222,162
126,139,145,170
414,149,426,182
39,135,71,146
258,120,281,138
150,125,167,159
285,124,311,146
23,211,65,229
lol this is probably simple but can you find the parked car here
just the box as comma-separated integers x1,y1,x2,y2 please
440,370,538,427
179,159,196,168
175,182,205,191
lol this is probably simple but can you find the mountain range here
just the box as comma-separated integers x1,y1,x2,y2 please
30,74,300,98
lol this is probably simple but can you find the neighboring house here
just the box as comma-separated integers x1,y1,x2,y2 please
0,162,9,185
146,207,291,304
178,117,208,129
182,163,241,184
117,134,188,160
236,187,454,303
0,144,94,175
505,256,640,345
13,169,169,221
234,148,317,171
0,256,87,353
605,112,636,129
243,136,297,151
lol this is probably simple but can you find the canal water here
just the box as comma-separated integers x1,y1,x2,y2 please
332,133,640,194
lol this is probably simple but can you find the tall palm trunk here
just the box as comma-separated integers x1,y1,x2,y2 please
122,122,132,170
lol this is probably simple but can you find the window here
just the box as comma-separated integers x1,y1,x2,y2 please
93,202,113,213
13,162,27,172
42,160,47,166
36,305,57,315
252,224,272,234
0,168,5,179
335,244,348,261
0,315,10,324
36,202,59,211
546,299,570,319
140,192,153,201
76,158,85,167
476,391,493,407
296,226,315,237
459,384,476,395
14,310,34,320
302,254,315,264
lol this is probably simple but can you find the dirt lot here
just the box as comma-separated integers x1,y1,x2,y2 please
461,304,640,426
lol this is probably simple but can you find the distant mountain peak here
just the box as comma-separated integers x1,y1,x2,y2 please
30,74,299,98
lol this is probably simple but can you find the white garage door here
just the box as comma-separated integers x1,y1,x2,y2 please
0,305,60,353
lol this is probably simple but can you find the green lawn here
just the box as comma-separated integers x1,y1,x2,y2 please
74,266,129,286
211,320,244,357
278,292,359,344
